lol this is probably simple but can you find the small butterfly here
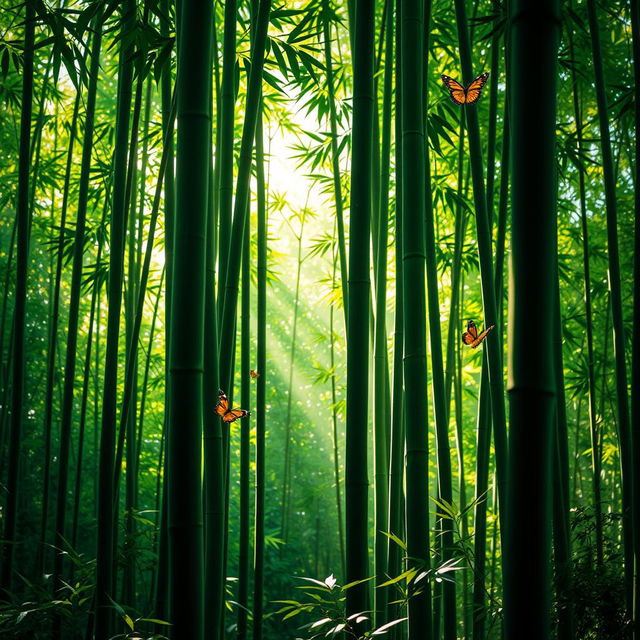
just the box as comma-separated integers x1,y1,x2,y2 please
215,389,250,423
250,370,261,379
462,319,495,348
441,72,490,106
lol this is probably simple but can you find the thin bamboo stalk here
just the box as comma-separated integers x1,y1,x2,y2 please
587,0,634,607
631,0,640,630
38,89,80,575
373,2,392,626
322,0,348,326
0,0,35,592
451,0,509,542
400,0,432,636
568,25,603,565
94,2,135,635
218,0,271,394
345,0,374,628
253,103,267,640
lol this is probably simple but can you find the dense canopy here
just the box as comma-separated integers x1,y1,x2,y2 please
0,0,638,639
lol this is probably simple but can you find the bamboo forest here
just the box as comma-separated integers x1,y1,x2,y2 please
2,0,640,637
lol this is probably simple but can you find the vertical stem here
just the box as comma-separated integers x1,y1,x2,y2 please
218,0,271,395
345,0,374,628
386,5,404,633
373,1,392,626
53,11,104,624
237,206,251,640
1,0,35,592
280,213,305,545
587,0,634,609
400,0,432,636
216,0,237,318
504,2,560,638
422,0,455,633
39,90,81,575
568,24,603,566
95,1,133,633
630,0,640,630
329,247,346,579
322,0,348,326
253,102,267,640
167,0,213,636
451,0,509,543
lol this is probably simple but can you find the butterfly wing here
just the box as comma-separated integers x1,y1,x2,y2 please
215,389,229,417
462,331,475,346
441,74,467,105
472,324,495,348
464,72,490,105
222,409,250,423
466,319,478,340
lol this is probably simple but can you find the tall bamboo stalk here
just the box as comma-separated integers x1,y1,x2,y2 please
253,104,267,640
422,1,455,634
203,78,224,640
329,246,346,579
568,26,603,566
322,0,348,325
113,96,176,494
216,0,237,317
586,0,634,608
372,1,392,626
94,2,135,635
237,209,251,640
345,0,374,627
166,0,213,636
38,89,80,575
386,4,404,634
72,251,102,550
552,275,575,640
503,2,559,638
631,0,640,630
1,0,35,592
280,211,306,545
400,0,432,636
218,0,271,395
451,0,508,539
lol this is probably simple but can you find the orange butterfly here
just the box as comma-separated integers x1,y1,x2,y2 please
441,72,490,106
462,319,495,348
250,370,260,379
215,389,250,423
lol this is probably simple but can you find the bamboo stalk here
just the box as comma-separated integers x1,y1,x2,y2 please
503,1,560,637
38,88,81,576
400,0,432,636
568,23,603,566
631,0,640,631
451,0,509,542
322,0,348,326
253,102,267,640
345,0,374,628
1,0,35,593
587,0,634,608
218,0,271,395
166,0,214,636
95,1,134,634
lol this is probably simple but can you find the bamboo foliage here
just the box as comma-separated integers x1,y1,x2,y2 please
0,2,637,639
